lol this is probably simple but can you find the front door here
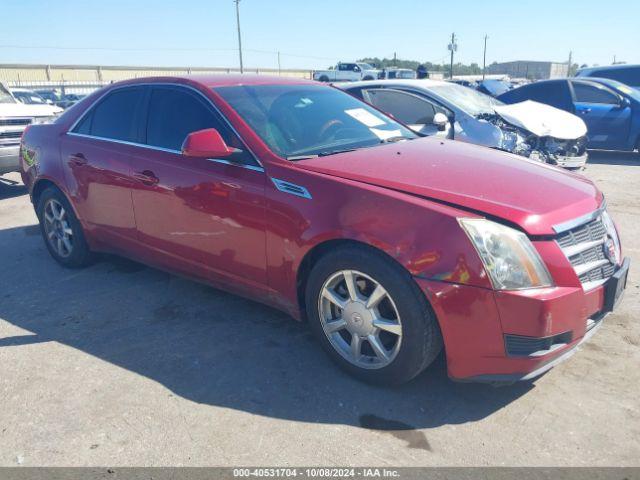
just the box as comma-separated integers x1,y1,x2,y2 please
130,85,267,287
571,81,632,149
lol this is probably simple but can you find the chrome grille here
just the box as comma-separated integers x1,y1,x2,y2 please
557,213,616,289
0,118,32,127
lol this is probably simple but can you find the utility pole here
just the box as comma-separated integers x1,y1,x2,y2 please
448,33,457,79
277,51,281,75
482,34,488,80
393,52,397,67
613,54,617,65
567,50,573,76
234,0,244,74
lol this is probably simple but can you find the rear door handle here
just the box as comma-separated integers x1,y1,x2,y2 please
133,170,159,185
68,153,87,166
579,108,591,114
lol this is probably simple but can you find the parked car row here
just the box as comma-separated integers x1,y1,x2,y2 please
10,87,86,109
498,77,640,152
0,82,62,176
19,75,629,386
339,79,589,169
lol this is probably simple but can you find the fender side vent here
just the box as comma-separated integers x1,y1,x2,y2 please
271,178,312,199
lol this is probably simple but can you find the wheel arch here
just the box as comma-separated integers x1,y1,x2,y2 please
295,238,412,321
31,178,82,223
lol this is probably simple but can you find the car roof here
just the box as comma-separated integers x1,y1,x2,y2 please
578,64,640,75
336,79,450,89
110,74,316,89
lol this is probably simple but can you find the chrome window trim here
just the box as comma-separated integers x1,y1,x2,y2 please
66,81,264,170
552,202,606,234
66,132,264,173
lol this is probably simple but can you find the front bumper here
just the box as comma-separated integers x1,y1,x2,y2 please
0,145,20,175
415,260,626,383
553,153,588,169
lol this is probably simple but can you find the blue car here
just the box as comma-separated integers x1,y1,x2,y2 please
576,64,640,90
498,78,640,152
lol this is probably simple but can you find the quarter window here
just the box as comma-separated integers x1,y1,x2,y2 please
573,83,619,104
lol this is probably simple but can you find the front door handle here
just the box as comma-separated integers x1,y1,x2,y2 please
579,108,591,114
133,170,159,186
68,153,87,166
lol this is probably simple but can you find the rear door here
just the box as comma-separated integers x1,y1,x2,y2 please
130,84,268,287
62,86,145,248
570,80,631,149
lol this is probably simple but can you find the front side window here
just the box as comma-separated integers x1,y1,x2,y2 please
573,82,619,104
145,87,251,161
75,88,145,141
215,84,417,159
363,89,436,125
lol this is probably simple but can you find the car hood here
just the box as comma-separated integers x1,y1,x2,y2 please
493,100,587,139
0,102,62,117
296,137,601,236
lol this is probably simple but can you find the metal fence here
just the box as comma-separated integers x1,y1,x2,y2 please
1,63,313,95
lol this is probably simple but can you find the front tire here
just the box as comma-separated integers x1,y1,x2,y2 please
305,246,442,385
37,187,93,268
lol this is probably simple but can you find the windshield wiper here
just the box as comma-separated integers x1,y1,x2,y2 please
318,148,360,157
286,154,319,161
380,135,412,143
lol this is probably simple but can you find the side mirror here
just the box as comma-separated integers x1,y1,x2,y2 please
433,112,449,131
618,97,631,109
353,66,361,72
182,128,234,158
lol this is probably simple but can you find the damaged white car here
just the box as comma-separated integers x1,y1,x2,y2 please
338,79,589,169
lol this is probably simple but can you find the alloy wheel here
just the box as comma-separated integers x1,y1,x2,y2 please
43,199,74,258
318,270,402,369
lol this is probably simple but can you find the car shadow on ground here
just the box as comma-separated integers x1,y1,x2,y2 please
0,177,27,200
587,150,640,166
0,223,534,443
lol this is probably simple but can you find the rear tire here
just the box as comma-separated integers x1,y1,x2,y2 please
318,75,330,82
305,245,442,385
37,187,93,268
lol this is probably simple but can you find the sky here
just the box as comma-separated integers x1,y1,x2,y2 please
1,0,639,71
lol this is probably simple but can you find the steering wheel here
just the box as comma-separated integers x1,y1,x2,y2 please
317,119,345,142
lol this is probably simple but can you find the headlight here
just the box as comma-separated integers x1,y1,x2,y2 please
601,210,621,265
459,218,553,290
31,115,58,125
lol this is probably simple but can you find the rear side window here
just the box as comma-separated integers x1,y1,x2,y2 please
363,89,436,125
76,88,145,141
573,82,619,104
145,86,249,159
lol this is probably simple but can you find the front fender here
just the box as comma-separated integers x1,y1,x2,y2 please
263,164,492,315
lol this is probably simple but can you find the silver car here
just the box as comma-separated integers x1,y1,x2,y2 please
337,79,589,169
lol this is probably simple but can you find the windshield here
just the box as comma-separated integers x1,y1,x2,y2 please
358,63,374,70
215,84,417,159
595,78,640,103
0,84,16,103
430,83,504,116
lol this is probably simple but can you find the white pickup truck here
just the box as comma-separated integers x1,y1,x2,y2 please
313,62,382,82
1,83,62,176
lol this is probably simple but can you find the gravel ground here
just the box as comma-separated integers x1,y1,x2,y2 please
0,151,638,467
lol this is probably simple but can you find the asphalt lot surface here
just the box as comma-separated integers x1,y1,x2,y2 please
0,151,639,467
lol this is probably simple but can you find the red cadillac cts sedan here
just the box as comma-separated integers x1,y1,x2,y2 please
20,75,629,385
